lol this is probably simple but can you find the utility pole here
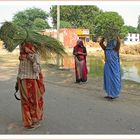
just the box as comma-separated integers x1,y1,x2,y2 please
56,5,60,67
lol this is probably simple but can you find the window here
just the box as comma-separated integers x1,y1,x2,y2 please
130,39,132,41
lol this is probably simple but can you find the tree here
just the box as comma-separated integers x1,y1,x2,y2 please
50,6,102,33
137,15,140,33
120,25,129,39
60,21,72,28
125,25,138,33
94,12,127,40
12,7,50,30
33,18,50,31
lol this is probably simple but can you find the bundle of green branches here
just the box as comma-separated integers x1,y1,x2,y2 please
94,12,125,42
0,22,27,52
0,22,66,57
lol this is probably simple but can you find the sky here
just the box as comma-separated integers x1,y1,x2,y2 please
0,1,140,28
0,3,52,26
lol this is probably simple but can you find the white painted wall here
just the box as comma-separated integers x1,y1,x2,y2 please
124,33,140,45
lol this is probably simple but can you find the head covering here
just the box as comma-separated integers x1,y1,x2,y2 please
20,42,35,55
19,42,35,60
77,39,84,47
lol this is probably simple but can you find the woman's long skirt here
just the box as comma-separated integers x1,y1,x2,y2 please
104,50,121,98
18,74,45,128
75,57,87,82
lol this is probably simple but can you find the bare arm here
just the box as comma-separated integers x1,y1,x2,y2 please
99,38,107,62
114,37,121,52
99,37,106,50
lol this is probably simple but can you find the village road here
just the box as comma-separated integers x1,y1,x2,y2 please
0,53,140,134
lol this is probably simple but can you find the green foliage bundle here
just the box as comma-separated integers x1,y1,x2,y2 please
0,22,65,57
0,22,27,52
94,12,126,41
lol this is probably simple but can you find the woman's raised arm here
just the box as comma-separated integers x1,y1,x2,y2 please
99,37,106,50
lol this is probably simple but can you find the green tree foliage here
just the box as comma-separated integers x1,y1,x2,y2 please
12,7,50,30
94,12,127,40
33,18,50,31
120,25,129,39
50,5,102,33
125,25,139,33
137,15,140,33
60,21,72,28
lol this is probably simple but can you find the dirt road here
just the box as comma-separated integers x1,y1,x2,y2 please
0,52,140,134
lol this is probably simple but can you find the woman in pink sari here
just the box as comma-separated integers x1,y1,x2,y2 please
73,40,88,83
17,42,45,129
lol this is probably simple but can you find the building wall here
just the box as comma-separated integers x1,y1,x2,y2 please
60,28,79,48
124,33,140,45
42,28,90,48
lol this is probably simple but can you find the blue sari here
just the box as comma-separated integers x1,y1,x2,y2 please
104,40,121,98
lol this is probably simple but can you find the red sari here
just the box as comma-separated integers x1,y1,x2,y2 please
17,43,45,128
73,44,88,82
18,73,45,128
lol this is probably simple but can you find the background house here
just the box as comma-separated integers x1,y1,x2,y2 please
124,33,140,45
42,28,91,48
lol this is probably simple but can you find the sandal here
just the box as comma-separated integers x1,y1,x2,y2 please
25,123,41,130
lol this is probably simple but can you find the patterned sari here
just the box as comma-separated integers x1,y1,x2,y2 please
18,73,45,128
17,43,45,128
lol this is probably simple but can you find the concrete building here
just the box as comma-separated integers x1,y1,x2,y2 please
124,33,140,45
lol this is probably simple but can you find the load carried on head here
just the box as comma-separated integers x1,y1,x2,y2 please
0,22,66,57
94,12,127,42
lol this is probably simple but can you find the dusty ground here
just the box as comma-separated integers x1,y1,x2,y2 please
0,51,140,134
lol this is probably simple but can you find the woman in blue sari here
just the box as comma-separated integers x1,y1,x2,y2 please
99,37,121,100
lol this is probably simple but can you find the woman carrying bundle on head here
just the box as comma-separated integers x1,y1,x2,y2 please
99,37,121,100
17,42,45,129
0,21,66,129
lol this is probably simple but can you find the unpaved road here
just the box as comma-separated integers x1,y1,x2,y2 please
0,52,140,134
